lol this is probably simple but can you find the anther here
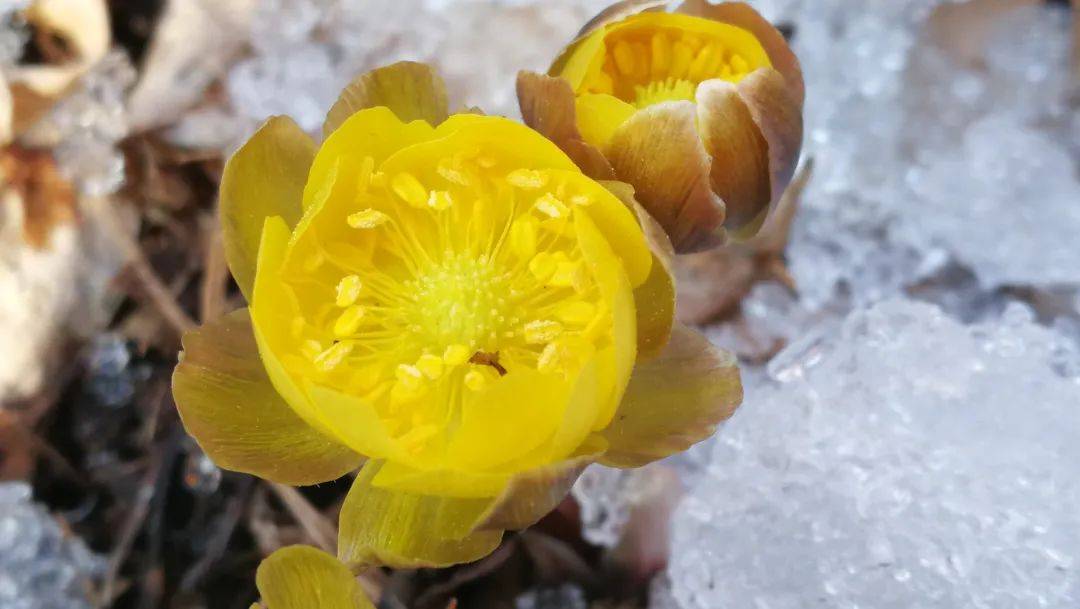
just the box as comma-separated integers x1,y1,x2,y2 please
428,190,454,211
314,342,353,371
507,168,548,189
333,305,366,337
524,320,563,344
416,354,444,379
391,172,428,207
336,275,362,307
535,193,569,219
347,209,390,229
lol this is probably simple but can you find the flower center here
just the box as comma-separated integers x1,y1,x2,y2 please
280,150,614,453
407,252,509,349
576,19,771,107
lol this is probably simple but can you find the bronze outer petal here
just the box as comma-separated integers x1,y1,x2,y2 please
516,71,615,180
172,309,364,486
338,461,502,569
604,100,727,253
472,437,608,532
601,323,742,468
323,61,449,138
676,0,805,105
735,67,804,219
695,78,772,232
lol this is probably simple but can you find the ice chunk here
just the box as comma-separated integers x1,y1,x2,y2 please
515,583,587,609
752,0,1079,311
0,482,104,609
661,299,1080,609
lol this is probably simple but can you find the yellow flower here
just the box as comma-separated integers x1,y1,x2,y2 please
252,545,373,609
518,0,804,252
172,62,742,568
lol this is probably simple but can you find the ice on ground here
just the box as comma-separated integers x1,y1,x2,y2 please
216,0,614,147
661,299,1080,609
515,583,587,609
761,0,1080,309
0,482,104,609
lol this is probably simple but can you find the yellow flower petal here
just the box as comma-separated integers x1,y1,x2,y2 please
303,106,436,211
606,100,727,252
515,71,615,180
305,383,406,463
601,180,675,360
574,209,636,431
553,170,653,288
443,368,575,474
602,324,742,468
249,216,336,437
220,116,314,300
256,545,374,609
323,61,449,138
574,93,637,152
172,309,362,486
338,461,502,569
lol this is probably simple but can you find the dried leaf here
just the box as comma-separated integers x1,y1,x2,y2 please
0,145,77,248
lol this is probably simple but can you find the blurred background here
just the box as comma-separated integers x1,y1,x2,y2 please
0,0,1078,608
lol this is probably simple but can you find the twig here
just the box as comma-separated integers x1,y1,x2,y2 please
105,209,196,335
179,477,255,591
199,214,229,323
98,437,177,608
267,483,337,554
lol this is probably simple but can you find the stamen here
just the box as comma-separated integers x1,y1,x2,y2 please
555,301,597,325
335,275,362,307
510,216,539,259
671,41,694,78
550,259,581,288
347,209,390,229
395,363,425,391
524,320,563,344
428,190,454,211
529,252,558,281
437,157,470,185
535,193,569,219
613,40,638,76
507,168,548,189
416,353,444,379
464,368,488,391
333,305,366,337
314,342,353,371
651,32,671,77
391,172,428,207
443,344,471,367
